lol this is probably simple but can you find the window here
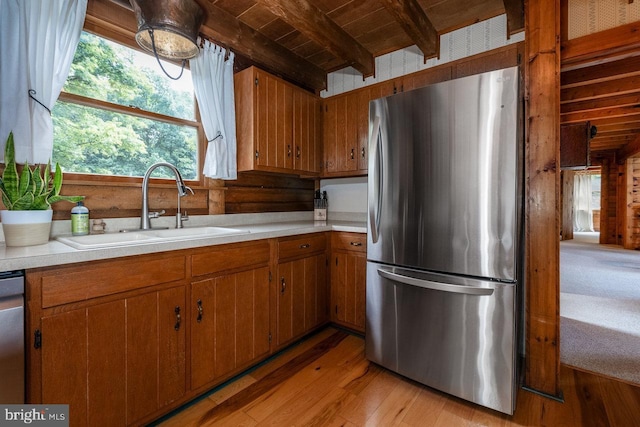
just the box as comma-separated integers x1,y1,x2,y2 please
52,31,200,180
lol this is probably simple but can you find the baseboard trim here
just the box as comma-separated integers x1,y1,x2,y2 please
521,385,565,403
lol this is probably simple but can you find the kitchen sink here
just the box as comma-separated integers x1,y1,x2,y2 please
146,226,248,239
56,226,249,249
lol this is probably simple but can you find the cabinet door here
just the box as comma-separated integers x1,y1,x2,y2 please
127,286,186,424
293,89,320,174
255,69,293,170
323,97,340,174
323,92,364,174
41,301,128,427
41,309,89,427
191,267,270,390
331,252,366,332
357,89,370,171
276,254,327,346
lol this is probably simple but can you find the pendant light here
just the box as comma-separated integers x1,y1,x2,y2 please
129,0,205,80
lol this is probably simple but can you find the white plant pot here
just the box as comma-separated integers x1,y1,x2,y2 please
1,210,53,247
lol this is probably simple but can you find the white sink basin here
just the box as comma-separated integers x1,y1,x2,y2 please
147,226,248,239
56,226,249,249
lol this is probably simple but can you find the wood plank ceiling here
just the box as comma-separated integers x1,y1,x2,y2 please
561,23,640,163
193,0,524,91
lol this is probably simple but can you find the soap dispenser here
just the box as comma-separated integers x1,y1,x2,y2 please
71,201,89,236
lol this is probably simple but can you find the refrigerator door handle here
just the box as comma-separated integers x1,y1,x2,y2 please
377,268,495,296
368,115,382,243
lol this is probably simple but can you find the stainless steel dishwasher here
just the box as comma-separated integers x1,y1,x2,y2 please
0,270,25,403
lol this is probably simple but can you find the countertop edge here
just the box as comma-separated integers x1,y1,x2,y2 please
0,219,366,272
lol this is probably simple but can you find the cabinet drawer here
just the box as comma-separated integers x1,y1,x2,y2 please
278,233,326,261
39,254,187,308
331,232,366,253
191,240,270,277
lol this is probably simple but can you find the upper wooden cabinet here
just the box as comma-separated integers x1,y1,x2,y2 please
323,89,369,176
235,66,321,176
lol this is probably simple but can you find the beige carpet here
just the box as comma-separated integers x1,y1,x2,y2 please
560,233,640,384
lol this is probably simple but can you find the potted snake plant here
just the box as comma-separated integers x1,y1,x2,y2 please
0,132,84,246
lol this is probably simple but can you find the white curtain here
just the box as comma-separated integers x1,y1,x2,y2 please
574,173,594,232
0,0,87,164
190,40,237,180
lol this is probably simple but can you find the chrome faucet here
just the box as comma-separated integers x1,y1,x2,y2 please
140,162,193,230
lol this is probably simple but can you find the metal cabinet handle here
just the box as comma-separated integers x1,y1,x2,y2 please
287,144,292,157
350,148,355,160
196,299,203,323
361,147,366,159
350,241,362,246
299,243,311,249
174,306,182,331
296,146,301,159
281,277,286,294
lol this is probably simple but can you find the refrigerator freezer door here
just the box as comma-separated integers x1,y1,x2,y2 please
368,66,520,282
366,261,517,414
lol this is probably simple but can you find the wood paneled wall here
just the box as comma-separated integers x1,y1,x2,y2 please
599,154,620,244
224,172,314,214
623,157,640,249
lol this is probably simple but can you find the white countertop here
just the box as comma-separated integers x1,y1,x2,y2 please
0,212,367,271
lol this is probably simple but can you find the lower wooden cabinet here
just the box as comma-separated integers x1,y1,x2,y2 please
35,284,186,427
190,267,270,391
276,233,328,348
25,231,365,426
330,232,366,333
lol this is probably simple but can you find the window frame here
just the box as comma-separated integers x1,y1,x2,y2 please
57,25,206,188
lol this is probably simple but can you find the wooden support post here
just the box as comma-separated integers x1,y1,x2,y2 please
524,0,562,397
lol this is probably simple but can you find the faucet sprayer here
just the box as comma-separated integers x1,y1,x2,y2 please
140,162,193,230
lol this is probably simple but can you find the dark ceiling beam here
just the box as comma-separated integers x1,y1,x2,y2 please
108,0,327,90
196,1,327,91
502,0,524,35
255,0,374,78
616,134,640,162
378,0,438,60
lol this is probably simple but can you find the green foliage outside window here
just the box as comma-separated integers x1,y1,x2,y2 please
53,32,198,179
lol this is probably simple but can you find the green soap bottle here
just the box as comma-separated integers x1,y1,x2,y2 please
71,201,89,236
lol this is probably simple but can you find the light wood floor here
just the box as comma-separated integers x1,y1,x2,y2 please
156,328,640,426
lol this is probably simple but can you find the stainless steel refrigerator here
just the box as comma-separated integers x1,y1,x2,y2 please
366,66,522,414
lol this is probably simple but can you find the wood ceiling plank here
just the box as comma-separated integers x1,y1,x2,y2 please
594,130,640,139
314,0,350,15
292,39,327,60
561,105,640,124
418,0,505,33
590,113,640,127
562,21,640,66
561,75,640,103
237,3,280,30
327,1,385,25
502,0,524,35
255,0,375,77
596,122,640,133
592,135,636,144
355,21,415,57
616,135,640,162
211,0,257,19
196,1,327,90
561,56,640,88
378,0,438,59
561,93,640,114
260,17,297,42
